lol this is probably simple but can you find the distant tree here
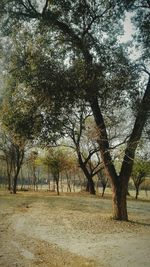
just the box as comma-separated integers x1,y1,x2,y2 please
42,147,71,195
63,104,103,195
27,151,39,191
131,158,150,199
0,131,25,193
0,93,30,193
0,132,13,190
97,169,108,198
62,154,77,193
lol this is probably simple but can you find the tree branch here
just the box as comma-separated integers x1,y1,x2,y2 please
42,0,49,15
92,166,103,177
84,147,100,166
120,76,150,180
26,0,38,13
139,64,150,76
109,134,130,150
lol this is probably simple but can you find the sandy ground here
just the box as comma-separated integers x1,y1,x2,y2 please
0,191,150,267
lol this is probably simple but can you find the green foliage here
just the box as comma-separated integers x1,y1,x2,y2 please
127,0,150,60
0,1,148,148
0,1,141,115
42,147,75,175
0,128,26,192
132,158,150,179
131,157,150,198
0,92,43,140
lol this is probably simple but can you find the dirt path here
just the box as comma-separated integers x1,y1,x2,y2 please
0,192,150,267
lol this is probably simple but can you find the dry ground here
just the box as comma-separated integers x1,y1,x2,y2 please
0,191,150,267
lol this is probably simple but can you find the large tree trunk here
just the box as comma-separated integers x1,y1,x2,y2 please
86,178,96,195
89,75,150,220
112,179,128,220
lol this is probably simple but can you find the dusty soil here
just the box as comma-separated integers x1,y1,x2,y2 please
0,191,150,267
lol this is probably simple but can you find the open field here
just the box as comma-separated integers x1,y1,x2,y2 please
0,191,150,267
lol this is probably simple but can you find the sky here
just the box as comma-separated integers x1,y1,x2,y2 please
120,13,134,43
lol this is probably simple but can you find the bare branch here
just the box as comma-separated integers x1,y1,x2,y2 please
82,4,113,37
42,0,49,14
27,0,38,13
92,165,103,177
109,135,130,150
84,147,100,165
139,64,150,76
133,4,150,9
82,15,100,37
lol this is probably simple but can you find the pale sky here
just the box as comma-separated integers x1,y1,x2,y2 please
120,13,134,43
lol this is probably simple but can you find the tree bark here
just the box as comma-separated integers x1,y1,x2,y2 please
78,154,96,195
8,175,11,191
13,175,18,194
80,165,96,195
101,184,107,197
89,75,150,220
54,173,60,196
12,148,24,194
86,178,95,194
89,97,127,220
135,187,139,199
56,179,60,195
112,181,128,220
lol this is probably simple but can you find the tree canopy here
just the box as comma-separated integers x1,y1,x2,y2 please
0,0,150,220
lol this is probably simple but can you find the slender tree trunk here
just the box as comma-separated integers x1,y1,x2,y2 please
78,154,96,195
101,184,106,197
13,175,18,194
86,180,89,192
101,178,108,197
8,175,11,191
12,165,23,194
52,177,55,191
60,173,63,192
47,166,51,190
54,173,60,196
88,177,95,194
73,174,76,192
66,172,71,192
135,186,139,199
33,173,38,191
56,179,60,195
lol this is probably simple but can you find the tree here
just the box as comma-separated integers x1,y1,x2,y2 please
63,104,103,195
27,150,39,191
0,131,25,193
97,169,108,198
124,0,150,60
131,157,150,199
0,132,13,190
0,0,150,220
0,90,30,193
42,147,71,195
